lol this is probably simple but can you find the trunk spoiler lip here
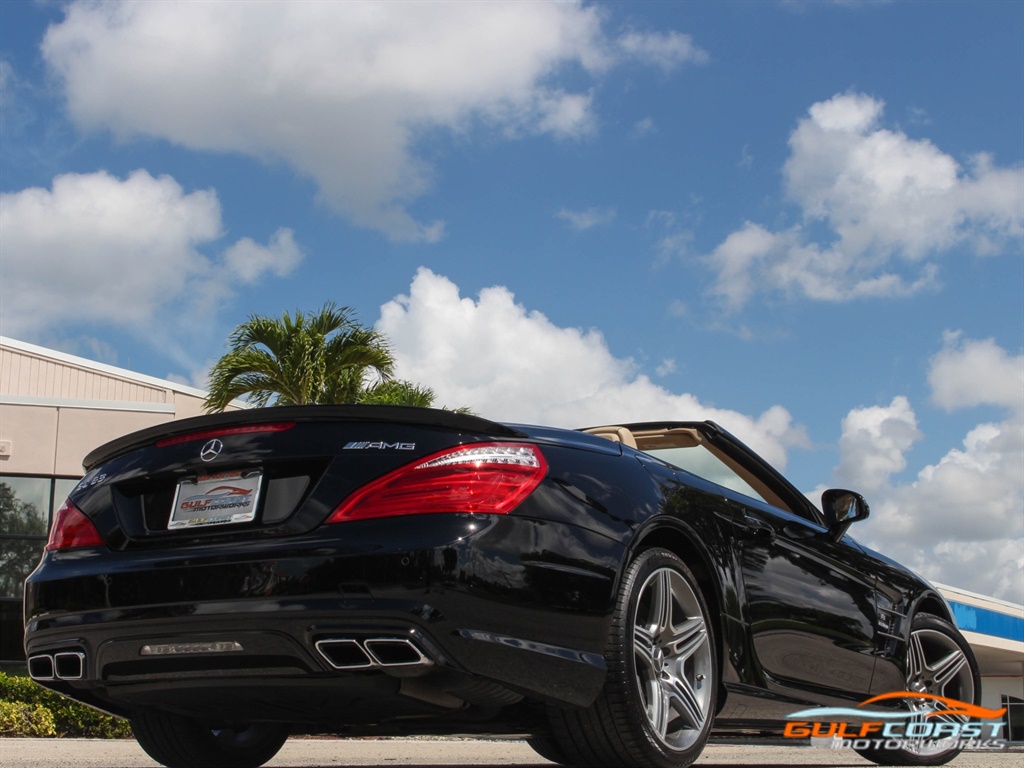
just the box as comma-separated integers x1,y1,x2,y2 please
83,404,526,470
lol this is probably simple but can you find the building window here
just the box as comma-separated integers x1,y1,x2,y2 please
0,476,52,598
1004,695,1024,743
0,474,80,665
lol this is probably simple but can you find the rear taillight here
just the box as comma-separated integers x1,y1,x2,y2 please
46,499,105,550
327,442,547,522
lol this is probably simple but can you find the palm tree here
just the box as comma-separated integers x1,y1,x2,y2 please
357,379,437,408
357,380,472,413
204,303,396,412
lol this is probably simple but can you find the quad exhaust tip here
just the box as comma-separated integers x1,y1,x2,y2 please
315,637,432,670
29,651,85,681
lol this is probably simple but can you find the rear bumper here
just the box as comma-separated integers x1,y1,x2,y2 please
24,514,620,722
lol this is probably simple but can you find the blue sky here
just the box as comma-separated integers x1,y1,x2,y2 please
1,1,1021,601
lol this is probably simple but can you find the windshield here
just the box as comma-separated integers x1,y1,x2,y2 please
583,425,794,513
642,444,767,503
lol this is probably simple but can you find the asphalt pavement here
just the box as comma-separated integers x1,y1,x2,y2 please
1,738,1021,768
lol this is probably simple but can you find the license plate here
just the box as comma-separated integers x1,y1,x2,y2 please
168,470,263,530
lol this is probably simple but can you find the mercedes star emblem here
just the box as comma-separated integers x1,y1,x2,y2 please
200,439,224,462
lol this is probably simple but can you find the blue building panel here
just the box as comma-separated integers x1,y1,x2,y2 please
949,601,1024,643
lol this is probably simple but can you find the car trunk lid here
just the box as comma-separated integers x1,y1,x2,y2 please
69,406,524,550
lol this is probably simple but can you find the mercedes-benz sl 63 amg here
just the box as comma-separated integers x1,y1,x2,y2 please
24,406,979,768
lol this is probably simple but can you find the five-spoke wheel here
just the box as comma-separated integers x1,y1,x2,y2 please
632,564,715,751
540,548,716,768
855,613,980,767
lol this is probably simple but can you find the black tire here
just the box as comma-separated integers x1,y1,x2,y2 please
526,735,572,764
545,548,717,768
855,613,981,767
130,709,290,768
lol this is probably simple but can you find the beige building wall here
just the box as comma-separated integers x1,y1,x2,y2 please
0,337,240,476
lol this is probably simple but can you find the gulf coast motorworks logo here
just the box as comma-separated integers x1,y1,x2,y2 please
784,692,1008,751
179,485,253,513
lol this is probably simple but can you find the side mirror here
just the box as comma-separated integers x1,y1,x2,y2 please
821,489,870,542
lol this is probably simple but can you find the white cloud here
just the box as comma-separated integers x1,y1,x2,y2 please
647,207,698,265
788,94,1022,257
656,358,676,377
556,206,616,231
825,335,1023,603
42,1,705,243
864,413,1024,602
631,117,656,138
616,30,709,72
906,105,931,126
223,228,303,284
929,331,1024,412
646,210,677,229
0,170,300,362
738,143,753,169
656,231,695,264
1,170,218,335
378,268,807,468
832,396,921,494
707,223,792,308
707,92,1024,308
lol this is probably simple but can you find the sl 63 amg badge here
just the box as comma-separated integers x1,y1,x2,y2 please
343,441,416,450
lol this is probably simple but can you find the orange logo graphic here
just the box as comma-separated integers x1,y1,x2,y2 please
859,692,1006,720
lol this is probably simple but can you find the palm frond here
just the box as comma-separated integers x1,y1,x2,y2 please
204,303,404,412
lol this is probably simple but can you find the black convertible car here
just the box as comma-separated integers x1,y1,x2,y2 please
24,406,979,768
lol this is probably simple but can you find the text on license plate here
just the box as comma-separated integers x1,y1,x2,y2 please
168,470,263,529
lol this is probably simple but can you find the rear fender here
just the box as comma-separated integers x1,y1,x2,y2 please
626,516,735,712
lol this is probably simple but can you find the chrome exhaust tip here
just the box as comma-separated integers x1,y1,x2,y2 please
28,654,55,681
54,651,85,680
315,639,374,670
28,650,86,680
314,637,433,670
364,638,432,667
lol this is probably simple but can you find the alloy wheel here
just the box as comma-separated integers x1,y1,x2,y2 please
632,565,714,751
900,627,975,757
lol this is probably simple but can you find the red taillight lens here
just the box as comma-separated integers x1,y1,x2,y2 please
328,443,548,522
155,422,295,447
46,499,105,550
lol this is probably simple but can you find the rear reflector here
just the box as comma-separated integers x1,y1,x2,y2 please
155,422,295,447
327,443,547,522
140,641,244,656
46,499,105,550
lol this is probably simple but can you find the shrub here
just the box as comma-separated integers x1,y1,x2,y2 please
0,672,132,738
0,701,56,737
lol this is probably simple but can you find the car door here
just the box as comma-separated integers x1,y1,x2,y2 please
621,420,883,704
728,493,880,701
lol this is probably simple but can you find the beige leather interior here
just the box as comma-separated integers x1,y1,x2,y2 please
583,426,638,449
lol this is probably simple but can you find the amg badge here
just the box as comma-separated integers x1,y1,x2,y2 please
343,441,416,451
